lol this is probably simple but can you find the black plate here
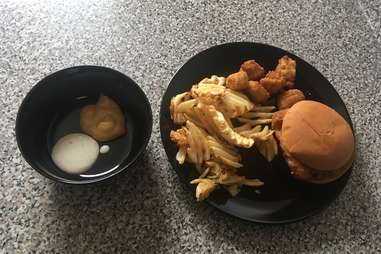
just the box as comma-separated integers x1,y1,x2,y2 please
160,42,354,223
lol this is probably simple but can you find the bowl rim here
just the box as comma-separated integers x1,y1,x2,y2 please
15,65,153,184
159,41,354,224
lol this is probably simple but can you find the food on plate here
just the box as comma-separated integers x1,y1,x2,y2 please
275,55,296,89
197,103,254,148
253,105,276,112
271,109,288,139
240,60,265,81
259,55,297,94
170,128,188,164
226,71,249,90
255,129,278,162
169,73,279,201
169,54,352,203
170,92,192,124
237,117,272,126
277,89,305,109
168,55,312,201
246,81,270,104
191,83,225,102
206,135,242,168
199,75,226,86
276,100,355,183
80,95,126,142
218,90,254,118
190,178,218,201
259,71,286,95
190,82,254,118
236,122,278,162
51,133,99,174
170,128,188,148
238,110,274,139
190,161,263,201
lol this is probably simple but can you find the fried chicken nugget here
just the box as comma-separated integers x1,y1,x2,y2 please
277,89,305,110
226,71,249,90
170,128,189,165
170,129,188,148
275,56,296,89
240,60,265,81
271,109,288,131
259,71,285,95
271,109,288,140
246,81,270,104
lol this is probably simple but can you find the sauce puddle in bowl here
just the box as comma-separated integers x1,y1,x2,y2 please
46,96,133,178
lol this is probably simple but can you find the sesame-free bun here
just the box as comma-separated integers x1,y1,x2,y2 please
281,100,355,172
307,150,355,184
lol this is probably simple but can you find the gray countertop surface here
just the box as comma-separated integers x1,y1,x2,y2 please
1,0,380,253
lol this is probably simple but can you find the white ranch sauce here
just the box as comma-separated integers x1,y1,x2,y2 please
51,133,99,174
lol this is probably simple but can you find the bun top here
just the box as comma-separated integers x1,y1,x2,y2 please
281,100,355,171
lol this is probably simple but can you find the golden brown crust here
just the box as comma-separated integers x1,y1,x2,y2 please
170,129,188,147
271,109,288,131
259,71,286,95
281,141,355,184
275,55,296,89
246,81,270,104
226,71,249,90
280,141,313,181
277,89,305,110
240,60,265,81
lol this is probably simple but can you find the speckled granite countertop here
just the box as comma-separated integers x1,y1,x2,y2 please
1,0,380,253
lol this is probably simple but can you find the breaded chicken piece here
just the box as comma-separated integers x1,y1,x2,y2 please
275,56,296,89
280,144,313,181
226,71,249,90
246,81,270,104
170,129,188,148
259,71,285,95
277,89,305,110
240,60,265,81
271,109,288,132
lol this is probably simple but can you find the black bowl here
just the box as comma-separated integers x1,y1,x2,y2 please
160,42,354,223
16,66,152,184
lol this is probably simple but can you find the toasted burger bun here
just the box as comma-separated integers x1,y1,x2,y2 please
281,100,355,171
307,151,355,184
